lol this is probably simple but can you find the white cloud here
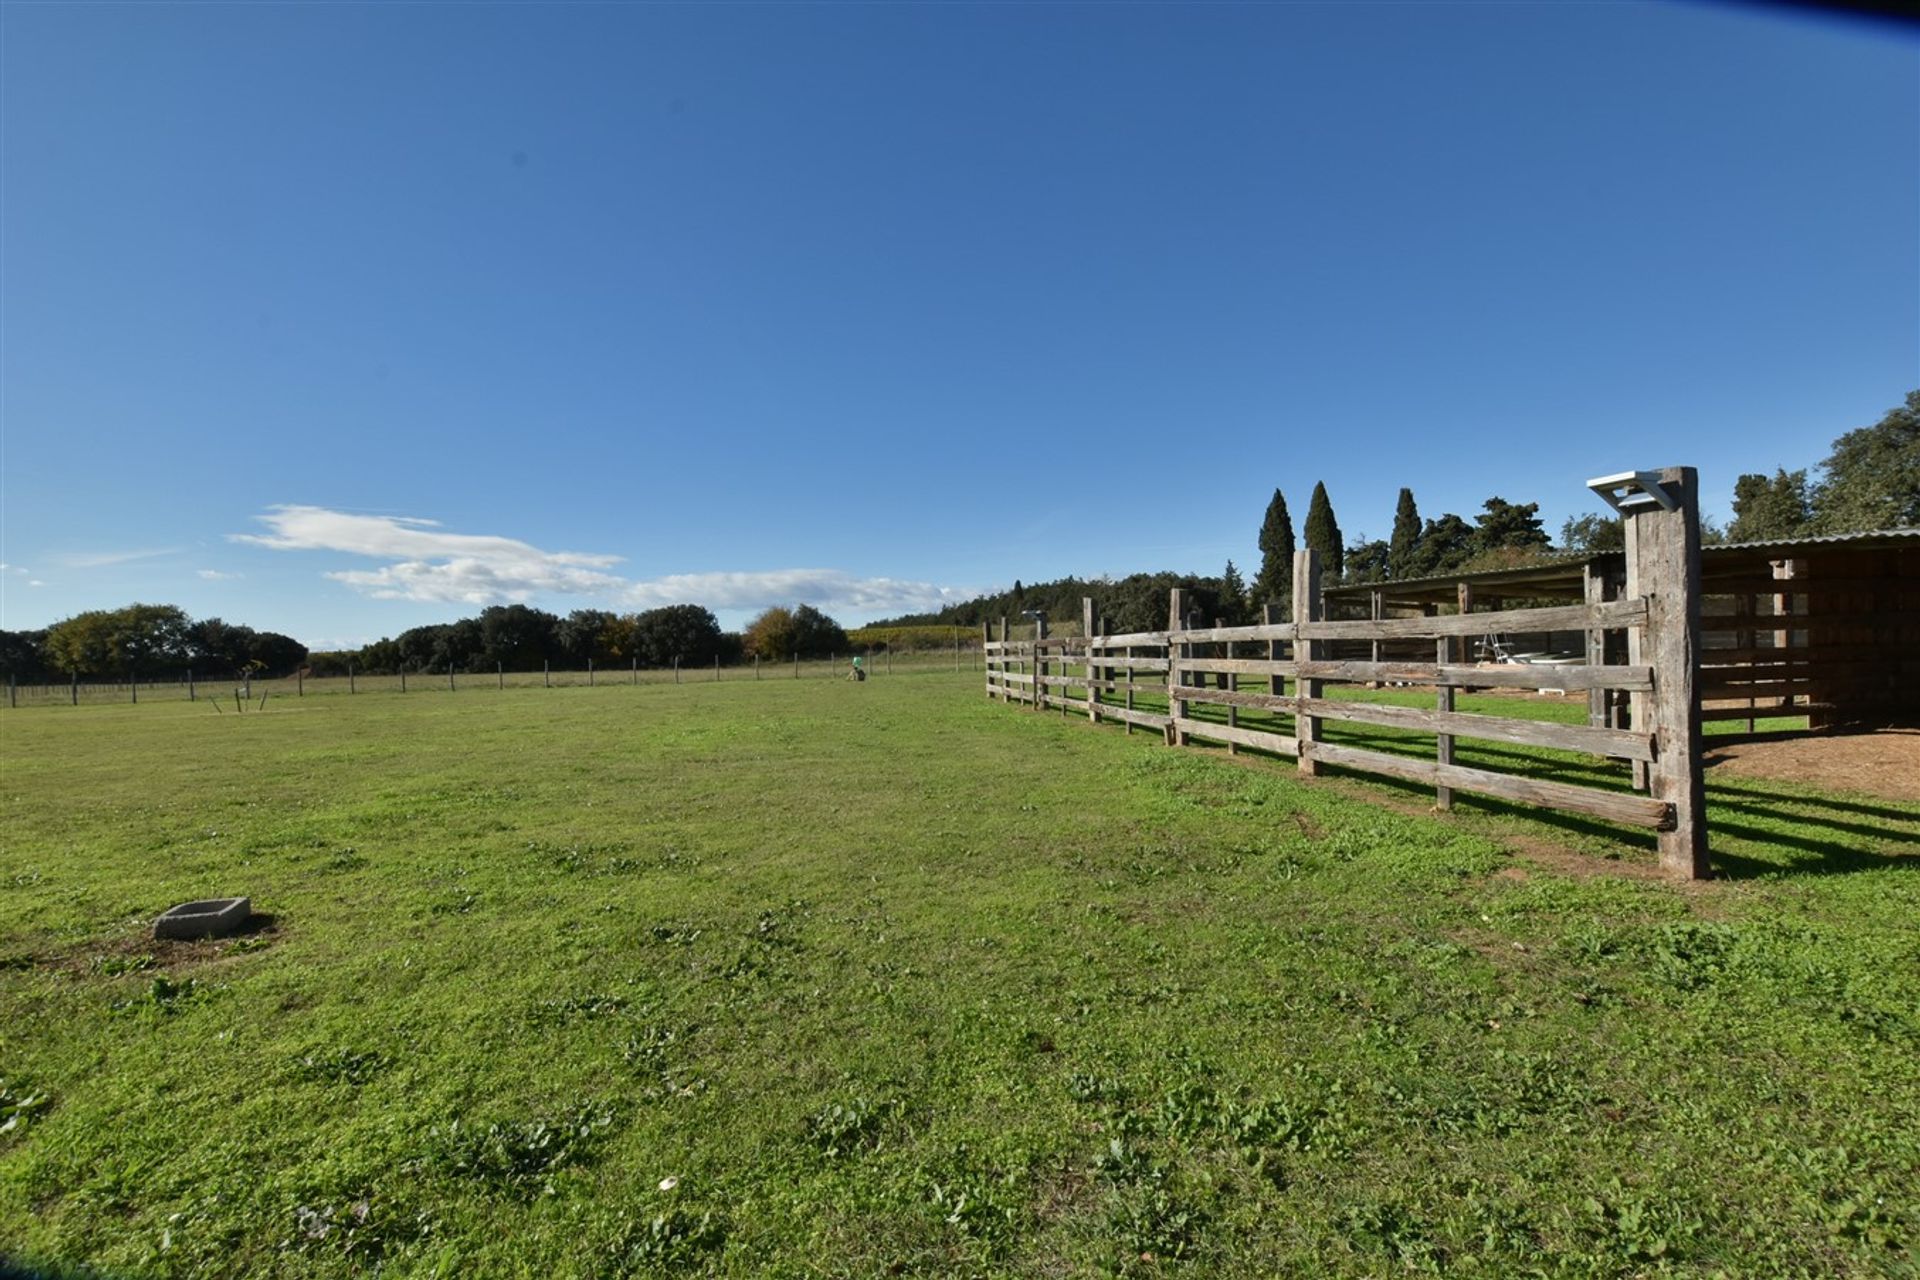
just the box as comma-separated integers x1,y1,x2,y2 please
197,569,244,580
28,580,46,587
231,505,960,616
620,569,960,616
50,547,182,569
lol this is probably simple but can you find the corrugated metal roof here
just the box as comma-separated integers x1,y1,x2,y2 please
1323,528,1917,602
1710,527,1920,554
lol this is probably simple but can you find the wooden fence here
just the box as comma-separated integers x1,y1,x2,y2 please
987,467,1710,879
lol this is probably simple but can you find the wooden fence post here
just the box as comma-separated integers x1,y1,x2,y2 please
1624,465,1708,879
348,664,355,695
187,669,195,702
544,660,550,688
632,656,638,685
674,656,681,684
499,661,505,690
400,669,407,693
1219,617,1238,754
715,655,720,681
1168,588,1189,745
982,622,993,699
1293,550,1323,774
130,670,137,705
297,668,304,697
1031,616,1047,713
6,674,13,709
1435,636,1454,810
1368,590,1385,689
588,658,595,687
448,664,456,693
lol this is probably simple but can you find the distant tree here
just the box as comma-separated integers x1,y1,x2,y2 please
631,604,722,668
1409,514,1475,578
248,631,308,677
1344,537,1390,585
1729,469,1812,542
1472,497,1552,557
187,617,258,675
554,609,620,668
1218,560,1249,626
0,629,49,681
1809,390,1920,533
743,607,796,661
1387,488,1422,579
45,604,189,676
1559,513,1625,554
394,624,449,673
1251,488,1295,610
789,604,849,659
306,650,354,678
477,604,559,671
1303,482,1343,580
356,637,402,674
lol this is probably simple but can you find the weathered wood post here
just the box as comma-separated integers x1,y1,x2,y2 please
448,664,455,693
632,656,638,685
1455,581,1475,664
1583,563,1608,729
1293,550,1323,774
1435,635,1454,811
70,673,78,706
6,674,13,709
499,661,505,690
755,653,761,680
348,663,355,695
297,668,304,697
1032,614,1048,713
400,669,407,693
1082,598,1097,719
588,657,595,687
130,670,137,705
1624,465,1708,879
1219,616,1237,755
1168,588,1189,745
674,656,681,684
714,655,720,681
1368,590,1385,689
187,668,195,702
543,659,550,688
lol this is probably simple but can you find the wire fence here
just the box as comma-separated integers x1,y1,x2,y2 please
3,648,986,709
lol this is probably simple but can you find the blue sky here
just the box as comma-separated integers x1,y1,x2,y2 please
3,2,1914,648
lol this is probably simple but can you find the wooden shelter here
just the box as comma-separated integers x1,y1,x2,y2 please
1324,527,1920,733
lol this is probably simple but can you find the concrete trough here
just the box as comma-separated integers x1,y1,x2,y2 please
154,897,252,941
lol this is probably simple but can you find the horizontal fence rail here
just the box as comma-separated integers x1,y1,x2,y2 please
983,469,1711,879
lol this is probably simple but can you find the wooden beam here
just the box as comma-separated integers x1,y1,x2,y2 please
1303,741,1674,829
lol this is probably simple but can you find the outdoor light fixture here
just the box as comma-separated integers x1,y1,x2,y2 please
1586,470,1677,514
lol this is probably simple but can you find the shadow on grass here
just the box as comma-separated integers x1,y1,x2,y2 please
1076,689,1919,881
1,1254,144,1280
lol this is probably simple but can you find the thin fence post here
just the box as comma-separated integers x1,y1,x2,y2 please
298,668,304,697
631,656,637,685
449,664,456,693
714,655,720,681
1168,588,1188,744
1293,550,1324,774
982,621,993,699
755,653,761,680
70,672,77,706
349,664,356,694
130,670,137,705
588,657,595,687
187,668,195,702
1624,465,1708,879
499,661,505,690
243,673,251,701
674,656,681,684
1435,635,1454,810
794,652,799,679
401,669,407,693
6,674,13,709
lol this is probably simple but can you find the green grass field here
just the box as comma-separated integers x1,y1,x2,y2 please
3,672,1917,1278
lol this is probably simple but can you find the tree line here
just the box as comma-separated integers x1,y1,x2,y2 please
1,600,854,682
876,389,1917,630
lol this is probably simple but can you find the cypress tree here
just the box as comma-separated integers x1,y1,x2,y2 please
1250,489,1295,612
1304,481,1344,581
1220,560,1248,626
1388,487,1422,579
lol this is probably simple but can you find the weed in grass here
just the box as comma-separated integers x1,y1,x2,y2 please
805,1097,893,1159
608,1203,727,1270
90,952,154,976
290,1048,390,1086
0,1080,50,1139
417,1100,617,1197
